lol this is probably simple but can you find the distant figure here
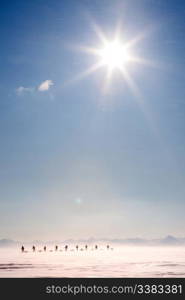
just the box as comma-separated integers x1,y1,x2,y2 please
85,245,88,250
95,245,98,250
44,246,46,252
65,245,68,251
32,245,36,252
21,246,24,253
76,245,79,251
107,245,110,250
55,245,58,251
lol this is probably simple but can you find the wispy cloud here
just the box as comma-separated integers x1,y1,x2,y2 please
16,86,34,95
16,79,54,96
38,80,54,92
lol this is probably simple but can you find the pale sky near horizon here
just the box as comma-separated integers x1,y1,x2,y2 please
0,0,185,241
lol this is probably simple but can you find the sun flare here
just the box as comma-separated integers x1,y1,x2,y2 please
69,22,157,94
98,40,130,70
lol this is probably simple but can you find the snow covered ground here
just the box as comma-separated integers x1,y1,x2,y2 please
0,246,185,277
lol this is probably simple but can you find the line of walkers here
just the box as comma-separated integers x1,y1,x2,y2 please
21,244,110,252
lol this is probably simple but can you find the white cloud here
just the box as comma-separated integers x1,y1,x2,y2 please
16,86,34,95
38,80,54,92
16,79,54,96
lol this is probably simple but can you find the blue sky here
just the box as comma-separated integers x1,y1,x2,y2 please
0,0,185,241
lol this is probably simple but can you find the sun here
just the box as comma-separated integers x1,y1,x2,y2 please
67,22,157,94
98,39,130,70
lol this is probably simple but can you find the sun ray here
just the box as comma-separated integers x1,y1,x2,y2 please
90,21,108,45
114,20,123,40
124,24,157,50
119,66,159,135
102,66,114,94
128,56,162,69
119,66,142,101
61,61,104,88
71,44,101,56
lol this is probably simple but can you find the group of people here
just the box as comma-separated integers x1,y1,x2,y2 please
21,244,110,253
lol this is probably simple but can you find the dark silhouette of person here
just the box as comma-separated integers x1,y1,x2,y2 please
76,245,79,251
32,245,36,252
107,245,110,250
21,246,24,252
65,245,68,251
95,245,98,250
55,245,58,251
85,245,88,250
44,246,46,252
